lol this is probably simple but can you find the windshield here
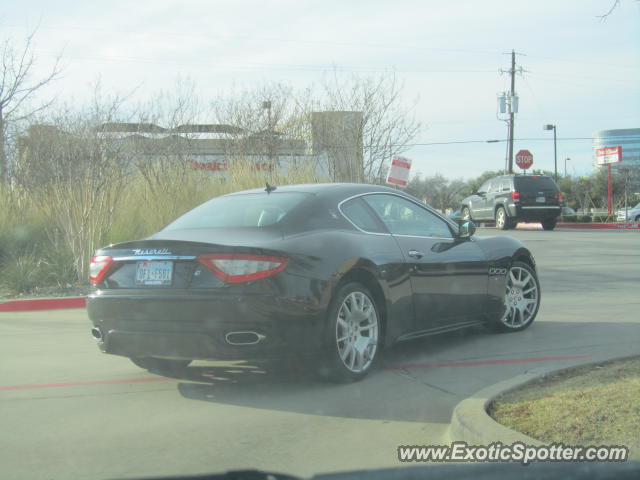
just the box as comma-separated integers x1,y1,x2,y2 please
163,192,309,229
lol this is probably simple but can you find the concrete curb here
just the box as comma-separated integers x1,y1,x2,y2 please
0,296,86,312
449,354,640,446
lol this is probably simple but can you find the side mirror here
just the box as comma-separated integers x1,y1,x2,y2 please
458,221,476,239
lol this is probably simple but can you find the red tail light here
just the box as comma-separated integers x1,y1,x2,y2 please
557,192,563,201
196,254,288,284
511,191,521,202
89,256,113,285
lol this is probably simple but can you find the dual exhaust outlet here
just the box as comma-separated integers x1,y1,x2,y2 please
90,327,264,346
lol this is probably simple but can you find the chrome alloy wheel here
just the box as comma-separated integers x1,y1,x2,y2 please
335,291,379,374
496,208,506,229
501,265,539,328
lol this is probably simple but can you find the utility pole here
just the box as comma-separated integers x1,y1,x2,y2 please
498,50,522,174
506,50,516,174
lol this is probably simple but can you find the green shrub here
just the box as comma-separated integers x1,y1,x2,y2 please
578,215,592,223
560,215,578,223
0,252,43,294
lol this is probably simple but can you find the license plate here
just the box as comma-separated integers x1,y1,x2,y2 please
536,196,545,203
135,261,173,285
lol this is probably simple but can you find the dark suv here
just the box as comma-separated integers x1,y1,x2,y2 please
461,174,562,230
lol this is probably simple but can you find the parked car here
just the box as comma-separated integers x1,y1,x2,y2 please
461,174,562,230
87,183,541,382
561,207,576,216
616,203,640,222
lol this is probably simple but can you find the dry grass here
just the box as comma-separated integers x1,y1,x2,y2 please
1,163,327,293
489,357,640,459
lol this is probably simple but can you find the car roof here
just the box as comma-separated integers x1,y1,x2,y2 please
225,182,408,201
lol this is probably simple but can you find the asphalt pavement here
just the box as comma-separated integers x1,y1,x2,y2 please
1,228,639,480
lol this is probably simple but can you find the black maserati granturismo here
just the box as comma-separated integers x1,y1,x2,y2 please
87,183,541,381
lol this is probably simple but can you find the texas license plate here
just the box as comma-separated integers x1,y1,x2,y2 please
536,196,545,203
135,261,173,285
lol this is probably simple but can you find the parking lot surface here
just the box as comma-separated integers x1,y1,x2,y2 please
1,229,639,479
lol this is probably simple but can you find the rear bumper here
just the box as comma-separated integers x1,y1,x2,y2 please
507,204,561,221
87,290,326,361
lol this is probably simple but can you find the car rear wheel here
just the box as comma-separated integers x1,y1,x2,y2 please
495,207,513,230
130,357,192,373
461,207,472,221
320,282,380,382
541,218,557,230
490,261,540,332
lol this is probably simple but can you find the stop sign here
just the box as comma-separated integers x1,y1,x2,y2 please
515,149,533,170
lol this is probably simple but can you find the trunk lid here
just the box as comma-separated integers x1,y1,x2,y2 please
93,227,287,289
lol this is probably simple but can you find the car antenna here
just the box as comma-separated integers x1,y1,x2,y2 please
265,182,277,194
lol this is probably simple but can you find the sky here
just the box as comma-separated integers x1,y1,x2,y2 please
2,0,639,181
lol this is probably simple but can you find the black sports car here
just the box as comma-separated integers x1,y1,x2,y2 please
87,183,541,381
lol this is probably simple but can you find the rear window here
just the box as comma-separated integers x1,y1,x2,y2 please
163,192,310,230
514,176,559,193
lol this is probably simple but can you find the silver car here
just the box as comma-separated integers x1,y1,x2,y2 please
616,203,640,222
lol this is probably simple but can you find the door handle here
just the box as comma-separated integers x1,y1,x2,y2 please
408,250,425,259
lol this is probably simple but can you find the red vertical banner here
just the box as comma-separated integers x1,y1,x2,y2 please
607,164,613,216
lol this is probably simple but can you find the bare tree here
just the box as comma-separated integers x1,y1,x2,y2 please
598,0,622,19
211,82,318,179
319,71,421,183
407,173,466,212
15,93,133,281
0,29,62,182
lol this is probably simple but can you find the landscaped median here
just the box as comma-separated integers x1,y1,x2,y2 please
450,356,639,460
0,296,86,312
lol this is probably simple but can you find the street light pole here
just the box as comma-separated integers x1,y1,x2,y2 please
543,124,558,181
564,157,570,177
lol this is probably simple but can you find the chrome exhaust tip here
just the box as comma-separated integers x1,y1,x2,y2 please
225,331,265,346
91,327,102,340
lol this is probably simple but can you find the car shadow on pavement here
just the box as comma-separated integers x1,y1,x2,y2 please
163,320,640,423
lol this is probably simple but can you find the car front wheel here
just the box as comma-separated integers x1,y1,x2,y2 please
490,261,540,332
320,282,381,382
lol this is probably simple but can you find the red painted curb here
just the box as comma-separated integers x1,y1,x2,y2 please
506,222,640,230
557,222,640,230
0,297,86,312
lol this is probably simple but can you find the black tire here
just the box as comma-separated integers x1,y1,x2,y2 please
130,357,192,373
461,207,472,221
495,207,511,230
489,261,541,333
318,282,381,383
541,218,557,231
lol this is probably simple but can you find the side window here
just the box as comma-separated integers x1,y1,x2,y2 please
501,179,512,192
362,194,453,238
487,180,499,193
341,198,387,233
478,181,491,194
